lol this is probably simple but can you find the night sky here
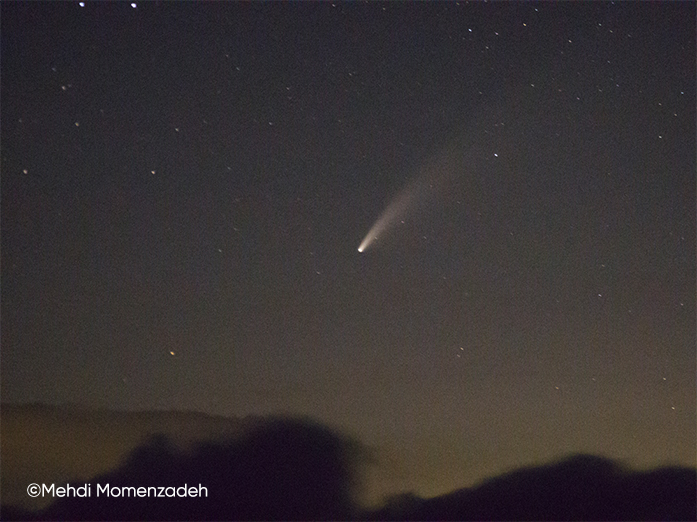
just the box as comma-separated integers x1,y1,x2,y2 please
2,0,695,504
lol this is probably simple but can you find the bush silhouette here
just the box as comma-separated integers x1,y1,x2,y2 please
29,417,362,521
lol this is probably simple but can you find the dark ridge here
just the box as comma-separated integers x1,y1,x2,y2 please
2,411,695,521
365,454,697,521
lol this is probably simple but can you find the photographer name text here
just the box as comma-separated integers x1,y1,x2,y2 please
27,483,207,499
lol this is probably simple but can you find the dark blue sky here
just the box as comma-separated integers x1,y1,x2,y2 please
2,1,694,501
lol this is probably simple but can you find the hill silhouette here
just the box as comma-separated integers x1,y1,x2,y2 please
366,454,697,521
2,414,695,521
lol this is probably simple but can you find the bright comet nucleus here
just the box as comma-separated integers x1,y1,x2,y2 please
357,234,376,252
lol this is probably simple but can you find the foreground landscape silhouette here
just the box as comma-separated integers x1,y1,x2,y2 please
2,415,695,521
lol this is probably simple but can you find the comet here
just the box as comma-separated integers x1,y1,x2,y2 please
357,104,506,253
357,179,422,252
357,139,468,253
